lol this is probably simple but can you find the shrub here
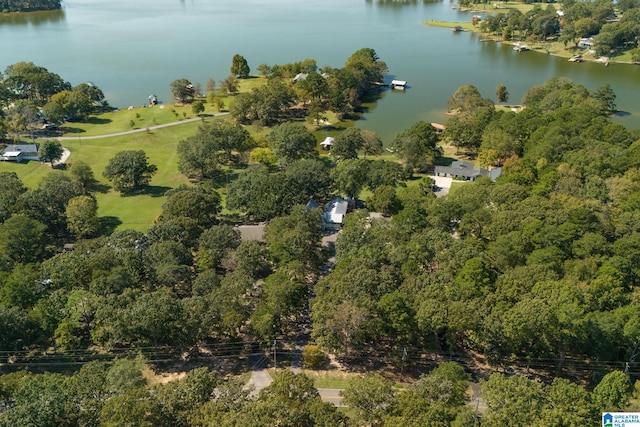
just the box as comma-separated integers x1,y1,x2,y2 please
302,345,326,369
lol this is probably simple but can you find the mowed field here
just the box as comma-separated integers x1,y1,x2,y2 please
0,116,209,231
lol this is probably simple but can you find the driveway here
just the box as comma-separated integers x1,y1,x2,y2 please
431,175,453,197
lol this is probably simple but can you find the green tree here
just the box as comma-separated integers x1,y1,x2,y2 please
360,129,384,157
197,224,242,271
169,78,195,104
231,54,250,78
331,158,369,200
69,160,98,191
3,61,71,106
341,373,395,425
332,127,364,160
191,100,205,116
267,122,318,162
481,373,545,427
102,150,158,193
66,195,100,238
159,186,221,229
592,370,632,412
219,74,239,95
368,184,401,215
0,172,27,222
38,139,64,164
391,121,441,171
496,83,509,104
0,214,50,268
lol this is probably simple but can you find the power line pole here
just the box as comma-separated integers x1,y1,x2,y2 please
273,339,277,370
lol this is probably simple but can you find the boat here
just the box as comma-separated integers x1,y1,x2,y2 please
513,43,529,52
568,54,582,62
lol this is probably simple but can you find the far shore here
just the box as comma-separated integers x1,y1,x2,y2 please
425,20,636,66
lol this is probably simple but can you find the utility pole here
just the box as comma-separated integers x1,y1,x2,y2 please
400,347,407,382
273,339,277,370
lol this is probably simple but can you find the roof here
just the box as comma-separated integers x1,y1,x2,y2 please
2,151,23,157
434,163,502,181
3,144,38,154
320,137,334,146
324,198,349,224
293,73,308,82
435,165,487,178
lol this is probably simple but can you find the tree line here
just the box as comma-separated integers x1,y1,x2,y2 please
0,62,110,142
0,0,60,12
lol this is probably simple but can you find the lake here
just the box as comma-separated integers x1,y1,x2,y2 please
2,0,639,143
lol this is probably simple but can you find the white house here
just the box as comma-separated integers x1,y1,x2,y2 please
323,198,349,230
0,144,39,162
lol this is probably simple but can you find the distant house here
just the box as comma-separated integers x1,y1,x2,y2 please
320,137,334,150
0,144,39,162
434,160,501,182
431,123,445,133
293,73,308,83
323,198,349,230
578,37,594,48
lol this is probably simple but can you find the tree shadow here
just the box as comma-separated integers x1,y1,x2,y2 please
122,185,172,197
91,183,112,194
100,216,122,235
84,117,112,125
613,110,631,117
61,127,87,134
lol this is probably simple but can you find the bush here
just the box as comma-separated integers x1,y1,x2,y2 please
302,345,326,369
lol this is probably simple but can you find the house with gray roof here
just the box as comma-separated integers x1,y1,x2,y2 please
0,144,39,162
434,160,501,182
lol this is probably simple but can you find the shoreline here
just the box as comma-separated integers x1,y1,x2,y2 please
425,20,637,66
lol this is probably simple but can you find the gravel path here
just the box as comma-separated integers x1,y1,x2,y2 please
57,112,229,141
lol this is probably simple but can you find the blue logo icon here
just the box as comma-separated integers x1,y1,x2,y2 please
603,413,613,427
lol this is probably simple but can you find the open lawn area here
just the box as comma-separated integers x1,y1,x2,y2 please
0,117,214,231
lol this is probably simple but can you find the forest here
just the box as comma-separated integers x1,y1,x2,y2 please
2,49,640,424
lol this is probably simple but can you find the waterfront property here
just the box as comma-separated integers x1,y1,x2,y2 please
434,160,501,181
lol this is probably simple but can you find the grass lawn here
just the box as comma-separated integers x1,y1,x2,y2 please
300,370,361,389
1,116,225,232
63,122,203,231
448,180,469,195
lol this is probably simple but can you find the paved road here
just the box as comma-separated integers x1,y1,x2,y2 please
57,112,229,141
